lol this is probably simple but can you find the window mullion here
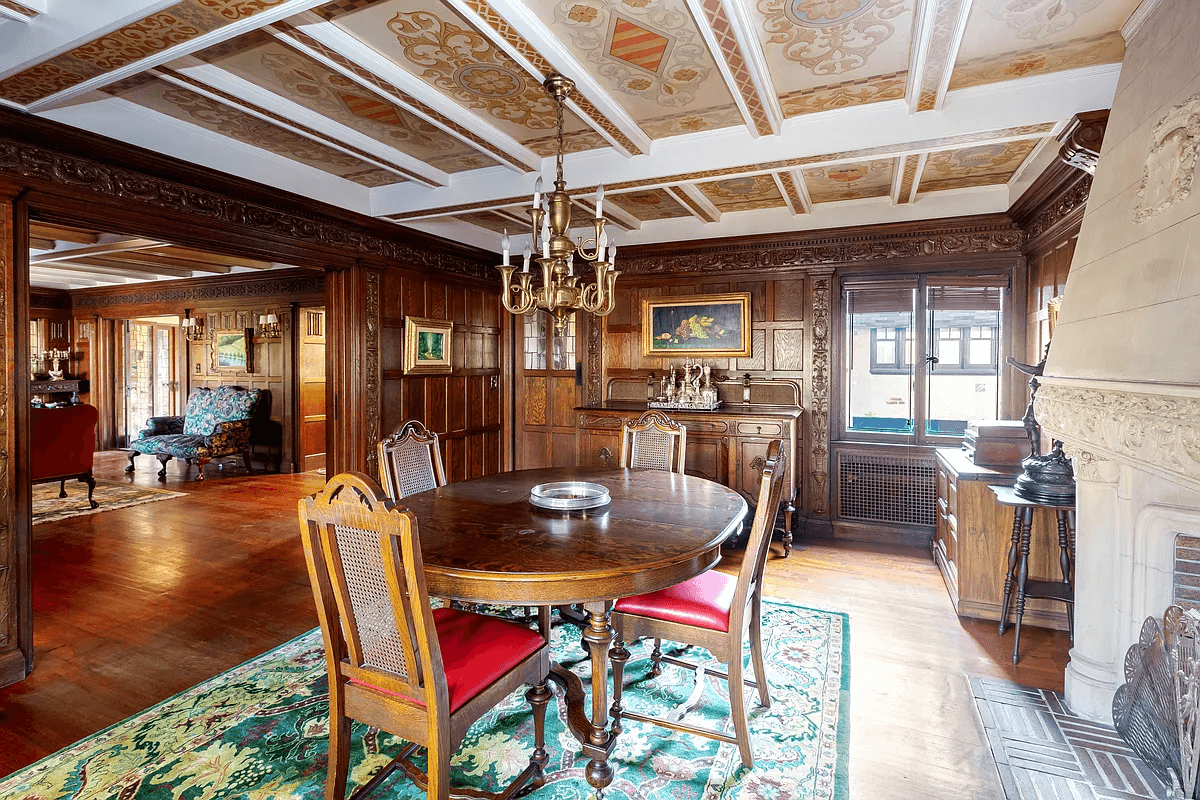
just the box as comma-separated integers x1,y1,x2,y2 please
914,276,930,443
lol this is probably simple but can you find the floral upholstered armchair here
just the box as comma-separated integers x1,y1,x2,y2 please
126,386,262,481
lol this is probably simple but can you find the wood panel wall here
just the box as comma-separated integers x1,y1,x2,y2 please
380,268,503,482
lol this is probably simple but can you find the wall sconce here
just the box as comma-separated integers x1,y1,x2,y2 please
181,312,206,342
258,313,280,339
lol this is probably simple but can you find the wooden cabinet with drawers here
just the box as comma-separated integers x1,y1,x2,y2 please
934,447,1069,630
576,403,801,552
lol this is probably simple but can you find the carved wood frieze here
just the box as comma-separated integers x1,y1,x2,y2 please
1058,110,1108,176
0,140,491,279
619,225,1024,275
74,273,326,309
808,270,832,517
0,199,13,650
586,318,602,406
1022,172,1091,247
1037,382,1200,491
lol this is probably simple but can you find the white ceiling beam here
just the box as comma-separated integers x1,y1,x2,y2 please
23,0,331,112
91,251,233,274
275,15,540,173
30,237,167,265
30,259,191,279
160,62,446,188
29,224,98,245
772,173,798,215
575,197,642,232
683,0,782,137
444,0,652,157
788,169,813,214
30,266,138,284
28,272,102,288
890,155,906,205
376,65,1117,219
0,0,43,23
906,153,928,202
908,0,973,114
667,185,721,224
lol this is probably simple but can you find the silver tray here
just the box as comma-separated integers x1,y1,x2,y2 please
529,481,611,511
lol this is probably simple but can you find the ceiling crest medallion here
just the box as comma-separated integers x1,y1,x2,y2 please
386,11,555,128
990,0,1105,41
758,0,907,74
1134,90,1200,225
555,0,708,107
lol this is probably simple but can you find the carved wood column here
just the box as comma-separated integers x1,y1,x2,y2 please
326,263,382,478
0,181,32,686
807,267,834,520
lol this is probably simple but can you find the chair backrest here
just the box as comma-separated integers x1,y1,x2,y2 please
732,440,787,616
298,472,446,709
378,420,447,500
30,404,98,480
620,411,687,474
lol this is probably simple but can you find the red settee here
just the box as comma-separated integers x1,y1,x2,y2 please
31,404,99,509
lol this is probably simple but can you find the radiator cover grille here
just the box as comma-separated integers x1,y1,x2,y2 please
837,452,937,527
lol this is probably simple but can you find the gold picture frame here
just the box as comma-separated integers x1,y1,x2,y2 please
403,316,453,375
211,328,253,373
641,292,752,358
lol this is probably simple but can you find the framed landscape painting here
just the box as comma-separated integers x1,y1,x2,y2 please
403,316,453,375
212,328,252,372
641,293,752,358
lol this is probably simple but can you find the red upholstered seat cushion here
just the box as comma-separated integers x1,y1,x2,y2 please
614,570,737,633
352,608,544,712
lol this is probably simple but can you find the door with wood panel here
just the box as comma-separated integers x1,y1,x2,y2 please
121,321,177,446
515,311,578,468
296,306,326,472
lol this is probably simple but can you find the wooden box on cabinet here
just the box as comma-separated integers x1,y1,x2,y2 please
575,402,801,543
934,448,1070,630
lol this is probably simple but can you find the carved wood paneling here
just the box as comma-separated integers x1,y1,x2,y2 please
364,269,381,479
0,199,12,652
808,270,833,517
525,377,547,426
773,329,804,371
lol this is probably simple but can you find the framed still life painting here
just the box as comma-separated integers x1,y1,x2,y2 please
641,293,752,358
403,316,454,375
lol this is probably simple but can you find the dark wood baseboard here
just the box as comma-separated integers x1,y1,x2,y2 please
0,648,28,688
830,519,933,549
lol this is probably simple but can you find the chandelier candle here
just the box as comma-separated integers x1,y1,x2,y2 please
497,74,619,334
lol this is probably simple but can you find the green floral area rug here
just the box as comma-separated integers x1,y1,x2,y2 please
2,598,849,800
33,480,186,526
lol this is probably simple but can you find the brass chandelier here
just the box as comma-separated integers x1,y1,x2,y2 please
497,74,618,334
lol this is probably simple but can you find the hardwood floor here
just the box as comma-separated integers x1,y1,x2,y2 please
0,452,1071,798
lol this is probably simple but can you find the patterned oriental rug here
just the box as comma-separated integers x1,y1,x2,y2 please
32,480,186,526
1,598,849,800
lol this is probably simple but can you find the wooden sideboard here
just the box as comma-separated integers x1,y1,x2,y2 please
575,402,802,555
933,447,1069,630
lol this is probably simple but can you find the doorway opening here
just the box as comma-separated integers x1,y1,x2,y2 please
120,316,179,447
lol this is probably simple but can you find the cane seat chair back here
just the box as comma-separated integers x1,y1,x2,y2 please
298,472,551,800
610,440,787,768
619,411,687,474
378,420,447,500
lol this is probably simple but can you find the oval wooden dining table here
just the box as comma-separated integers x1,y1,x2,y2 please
398,466,748,799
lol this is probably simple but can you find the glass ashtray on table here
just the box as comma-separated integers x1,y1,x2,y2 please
529,481,611,511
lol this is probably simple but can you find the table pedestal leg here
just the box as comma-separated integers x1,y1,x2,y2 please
547,602,620,799
999,507,1022,635
1013,508,1033,666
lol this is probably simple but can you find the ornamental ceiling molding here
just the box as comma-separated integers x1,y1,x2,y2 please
1036,382,1200,494
619,218,1023,274
1020,170,1091,249
0,139,491,280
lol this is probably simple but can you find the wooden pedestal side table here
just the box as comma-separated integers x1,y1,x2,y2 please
989,484,1076,665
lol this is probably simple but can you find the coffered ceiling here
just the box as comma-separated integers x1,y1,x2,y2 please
0,0,1141,257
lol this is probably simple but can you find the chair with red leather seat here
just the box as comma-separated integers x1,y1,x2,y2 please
609,439,787,768
31,404,99,509
298,472,552,800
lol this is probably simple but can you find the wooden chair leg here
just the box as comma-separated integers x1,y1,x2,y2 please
242,450,253,473
82,470,98,509
58,479,67,498
748,598,771,708
425,735,452,800
125,451,138,472
155,453,173,478
727,652,754,768
326,709,350,800
527,679,552,787
194,456,209,481
650,638,663,676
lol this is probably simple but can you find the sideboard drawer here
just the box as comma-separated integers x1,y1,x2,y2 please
735,421,783,437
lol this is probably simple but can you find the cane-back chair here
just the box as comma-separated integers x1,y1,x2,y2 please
619,410,687,474
298,472,552,800
378,420,446,500
609,440,786,768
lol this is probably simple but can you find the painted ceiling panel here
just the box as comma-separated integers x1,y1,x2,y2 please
949,0,1137,91
917,138,1040,194
779,71,906,118
318,0,604,151
107,76,403,187
610,188,691,220
750,0,916,103
521,0,739,135
698,174,785,211
459,210,522,232
194,31,499,172
803,157,893,203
